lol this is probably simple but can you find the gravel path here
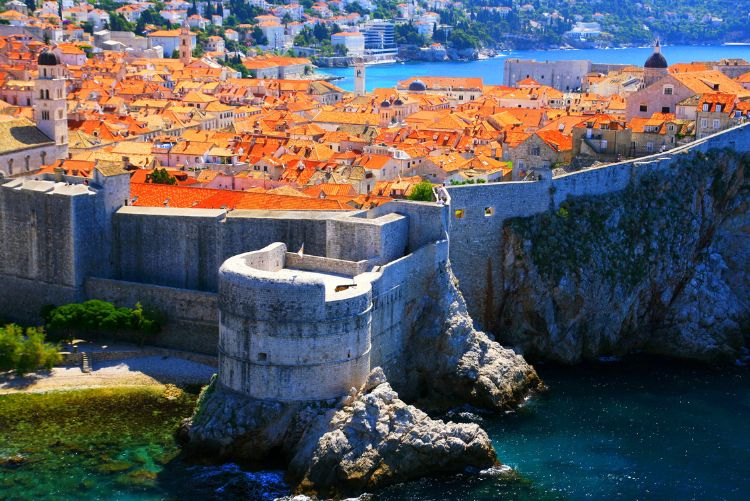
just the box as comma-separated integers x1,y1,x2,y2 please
0,356,216,394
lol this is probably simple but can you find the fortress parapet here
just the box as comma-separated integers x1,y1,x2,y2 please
218,243,377,402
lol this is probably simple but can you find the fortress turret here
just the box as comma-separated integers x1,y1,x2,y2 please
218,243,374,402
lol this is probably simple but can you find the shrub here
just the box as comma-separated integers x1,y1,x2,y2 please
407,181,434,202
0,325,60,375
44,300,161,345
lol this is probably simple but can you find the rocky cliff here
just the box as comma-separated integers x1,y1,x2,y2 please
181,261,540,494
498,149,750,363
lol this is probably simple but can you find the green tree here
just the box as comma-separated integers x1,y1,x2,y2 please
109,12,135,32
44,300,161,345
345,2,368,16
16,328,60,374
25,0,36,13
395,22,428,46
146,168,177,184
0,324,23,372
407,181,434,202
0,325,60,375
252,26,268,45
448,28,481,50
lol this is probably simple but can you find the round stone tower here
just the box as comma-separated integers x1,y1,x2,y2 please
217,243,372,402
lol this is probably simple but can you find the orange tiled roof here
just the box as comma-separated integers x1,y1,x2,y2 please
130,183,350,211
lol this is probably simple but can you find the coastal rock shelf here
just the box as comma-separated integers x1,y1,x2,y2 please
290,368,497,498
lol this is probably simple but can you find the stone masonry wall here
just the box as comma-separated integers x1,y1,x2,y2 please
447,124,750,330
218,245,373,401
84,277,219,355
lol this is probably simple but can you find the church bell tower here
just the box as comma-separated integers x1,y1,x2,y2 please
34,49,68,160
354,59,366,96
180,22,192,64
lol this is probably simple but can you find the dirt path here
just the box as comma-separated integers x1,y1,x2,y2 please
0,356,215,395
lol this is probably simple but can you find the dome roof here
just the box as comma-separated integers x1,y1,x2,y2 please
644,41,667,69
380,99,391,108
645,52,668,69
393,98,403,106
38,49,60,66
408,80,426,92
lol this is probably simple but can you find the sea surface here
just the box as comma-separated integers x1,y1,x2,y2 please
323,45,750,92
1,359,749,500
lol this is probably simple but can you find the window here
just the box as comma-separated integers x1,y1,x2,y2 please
640,105,648,113
663,86,673,95
661,106,670,113
484,207,494,217
700,118,708,128
258,352,267,361
530,146,540,156
647,142,654,152
703,103,710,112
58,109,63,119
41,111,49,120
454,209,465,219
24,156,29,171
716,104,722,113
713,119,720,129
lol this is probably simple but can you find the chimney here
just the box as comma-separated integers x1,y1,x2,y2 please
54,167,64,183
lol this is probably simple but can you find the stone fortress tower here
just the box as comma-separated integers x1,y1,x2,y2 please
179,21,192,65
218,244,375,401
33,49,68,160
644,39,669,87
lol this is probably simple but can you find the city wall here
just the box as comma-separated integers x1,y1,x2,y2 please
0,125,747,365
446,124,750,329
84,277,219,354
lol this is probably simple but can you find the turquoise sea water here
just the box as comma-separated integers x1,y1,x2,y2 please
2,360,749,500
323,45,750,92
375,359,750,501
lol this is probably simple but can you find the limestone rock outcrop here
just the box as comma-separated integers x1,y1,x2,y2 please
289,369,497,498
407,265,542,410
179,375,335,464
497,149,750,363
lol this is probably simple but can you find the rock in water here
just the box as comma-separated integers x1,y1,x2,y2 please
289,369,497,498
405,264,542,410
